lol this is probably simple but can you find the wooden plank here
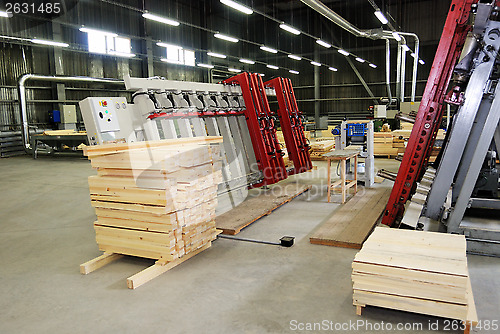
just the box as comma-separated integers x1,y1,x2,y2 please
353,289,468,321
80,252,123,274
216,184,311,235
309,188,391,248
83,136,223,157
126,242,211,289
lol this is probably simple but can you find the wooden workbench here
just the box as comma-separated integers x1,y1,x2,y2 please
323,149,360,204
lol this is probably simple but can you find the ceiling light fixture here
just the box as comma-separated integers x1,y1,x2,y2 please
79,27,118,37
207,52,227,59
355,57,365,63
289,70,299,74
310,61,321,67
316,39,331,48
402,44,410,52
374,10,388,25
0,11,12,18
214,33,239,43
279,24,301,35
266,64,279,69
369,63,378,69
392,32,402,42
161,58,182,64
288,54,302,61
419,59,425,65
328,67,338,72
198,63,214,69
156,42,182,49
31,39,69,48
142,13,180,26
260,46,278,53
220,0,253,15
228,68,242,72
239,58,255,64
338,49,350,56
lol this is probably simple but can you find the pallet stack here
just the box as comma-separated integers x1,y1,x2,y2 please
81,137,223,286
352,227,477,332
374,133,398,157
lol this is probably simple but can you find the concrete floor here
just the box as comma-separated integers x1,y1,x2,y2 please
0,155,499,334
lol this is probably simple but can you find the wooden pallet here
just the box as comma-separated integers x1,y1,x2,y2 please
352,227,478,334
216,184,311,235
80,239,217,289
309,188,391,248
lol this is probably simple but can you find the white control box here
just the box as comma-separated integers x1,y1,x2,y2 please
374,104,387,118
80,97,136,145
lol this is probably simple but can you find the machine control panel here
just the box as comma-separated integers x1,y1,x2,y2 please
80,96,136,145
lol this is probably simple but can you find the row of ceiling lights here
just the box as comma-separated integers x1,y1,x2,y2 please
0,1,425,69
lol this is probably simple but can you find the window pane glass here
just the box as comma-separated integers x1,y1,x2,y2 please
88,33,106,54
184,50,195,66
114,37,131,53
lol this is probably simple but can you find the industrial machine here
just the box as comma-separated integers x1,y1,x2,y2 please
334,120,374,188
381,0,500,255
80,73,312,213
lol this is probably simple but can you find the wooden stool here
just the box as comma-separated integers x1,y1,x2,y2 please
324,149,360,204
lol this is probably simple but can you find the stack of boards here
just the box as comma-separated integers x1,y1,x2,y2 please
82,137,223,285
352,227,477,330
309,140,335,160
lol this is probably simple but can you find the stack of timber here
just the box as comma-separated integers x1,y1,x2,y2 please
374,132,398,157
0,131,25,157
309,139,335,160
276,130,311,168
352,227,478,333
0,130,42,157
80,137,223,288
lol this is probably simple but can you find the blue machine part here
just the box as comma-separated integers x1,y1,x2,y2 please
347,123,367,137
331,126,341,136
49,110,61,123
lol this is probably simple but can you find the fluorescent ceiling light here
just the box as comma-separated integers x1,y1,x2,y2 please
109,51,135,58
419,59,425,65
198,63,214,69
214,33,239,43
310,61,321,67
0,11,12,18
161,58,182,64
279,24,300,35
260,46,278,54
239,58,255,64
316,39,331,48
266,64,279,69
156,42,182,49
355,57,365,63
258,73,265,76
328,67,338,72
338,49,349,56
228,68,241,72
207,52,226,59
220,0,253,15
79,27,118,37
369,63,378,68
288,54,302,61
142,13,180,26
375,10,388,24
391,32,401,42
402,44,410,52
31,39,69,48
289,70,299,75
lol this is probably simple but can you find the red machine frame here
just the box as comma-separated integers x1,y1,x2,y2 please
265,77,313,174
223,72,288,187
381,0,477,226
